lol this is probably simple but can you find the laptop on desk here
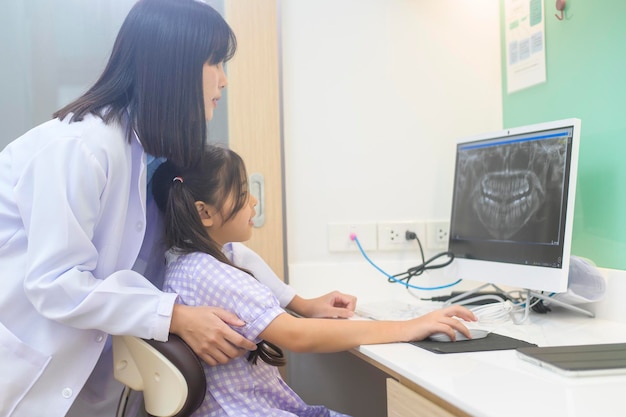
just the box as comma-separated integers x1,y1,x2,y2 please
516,343,626,377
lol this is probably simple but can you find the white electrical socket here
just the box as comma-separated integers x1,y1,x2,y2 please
327,223,377,252
426,221,450,249
377,221,425,251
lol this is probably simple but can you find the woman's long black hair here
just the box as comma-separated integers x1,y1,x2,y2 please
152,145,285,367
54,0,236,169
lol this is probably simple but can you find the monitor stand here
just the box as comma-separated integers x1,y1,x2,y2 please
525,289,594,318
444,283,595,322
444,282,511,306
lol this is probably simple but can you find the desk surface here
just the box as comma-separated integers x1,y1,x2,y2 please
354,309,626,417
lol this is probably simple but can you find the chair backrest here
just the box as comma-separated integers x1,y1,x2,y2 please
112,334,206,417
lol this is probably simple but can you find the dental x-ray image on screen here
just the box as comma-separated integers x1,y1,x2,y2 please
447,119,580,293
455,133,567,245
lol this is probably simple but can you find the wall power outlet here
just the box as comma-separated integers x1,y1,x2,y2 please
426,221,450,249
377,222,425,251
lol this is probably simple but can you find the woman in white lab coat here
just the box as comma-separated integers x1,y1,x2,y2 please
0,1,355,416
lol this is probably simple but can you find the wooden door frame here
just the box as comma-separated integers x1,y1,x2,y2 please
224,0,287,281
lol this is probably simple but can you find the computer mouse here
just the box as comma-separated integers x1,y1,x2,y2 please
428,328,490,342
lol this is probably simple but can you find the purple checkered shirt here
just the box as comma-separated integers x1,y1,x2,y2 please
164,251,349,417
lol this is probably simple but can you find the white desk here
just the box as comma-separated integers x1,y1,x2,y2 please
353,309,626,417
288,265,626,416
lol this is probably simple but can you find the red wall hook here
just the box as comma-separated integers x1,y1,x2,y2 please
555,0,566,20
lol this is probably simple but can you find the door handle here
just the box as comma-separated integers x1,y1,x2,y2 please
249,173,265,227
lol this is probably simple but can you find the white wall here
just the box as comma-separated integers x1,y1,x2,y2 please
281,0,503,292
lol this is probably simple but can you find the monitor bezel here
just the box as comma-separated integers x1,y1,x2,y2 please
446,118,581,293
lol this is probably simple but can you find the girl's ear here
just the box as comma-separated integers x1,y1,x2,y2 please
195,201,214,227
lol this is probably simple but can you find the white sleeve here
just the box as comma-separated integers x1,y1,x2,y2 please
13,133,174,341
224,242,296,308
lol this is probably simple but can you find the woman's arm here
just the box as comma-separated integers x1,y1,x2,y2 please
226,242,296,307
286,292,357,318
227,243,357,318
260,305,477,353
17,134,175,340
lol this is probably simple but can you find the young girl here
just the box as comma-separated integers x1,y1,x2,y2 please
152,145,477,417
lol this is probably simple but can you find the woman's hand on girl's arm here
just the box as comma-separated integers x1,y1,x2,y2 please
286,291,357,319
170,304,257,366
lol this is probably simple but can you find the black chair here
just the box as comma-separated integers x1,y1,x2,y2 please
112,334,206,417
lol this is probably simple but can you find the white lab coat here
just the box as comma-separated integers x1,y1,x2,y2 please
0,114,295,417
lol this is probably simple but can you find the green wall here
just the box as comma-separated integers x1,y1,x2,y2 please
500,1,626,269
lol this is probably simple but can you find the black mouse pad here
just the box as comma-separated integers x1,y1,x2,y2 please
410,333,537,354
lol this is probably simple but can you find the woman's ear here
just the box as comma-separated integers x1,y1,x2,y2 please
195,201,214,227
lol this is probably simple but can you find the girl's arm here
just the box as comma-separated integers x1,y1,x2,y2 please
260,305,477,353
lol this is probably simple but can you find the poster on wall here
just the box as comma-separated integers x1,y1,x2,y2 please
505,0,546,93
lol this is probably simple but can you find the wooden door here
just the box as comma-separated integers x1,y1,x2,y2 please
224,0,286,281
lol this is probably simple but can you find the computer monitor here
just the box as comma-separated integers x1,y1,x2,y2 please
447,118,581,294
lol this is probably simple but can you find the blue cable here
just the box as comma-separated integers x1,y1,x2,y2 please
351,234,462,291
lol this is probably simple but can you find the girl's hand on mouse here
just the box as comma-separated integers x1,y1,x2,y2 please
406,305,477,342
